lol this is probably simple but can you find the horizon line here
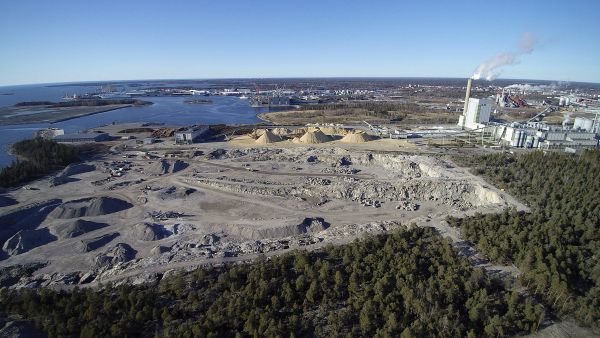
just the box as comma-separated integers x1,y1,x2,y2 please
1,76,598,88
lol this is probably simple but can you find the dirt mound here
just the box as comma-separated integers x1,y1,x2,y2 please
49,220,109,239
292,137,302,144
234,217,330,239
340,132,372,143
77,232,120,252
147,159,188,175
255,130,282,144
0,195,18,207
48,197,132,219
150,245,171,255
147,160,170,175
130,223,170,241
0,199,61,244
94,243,137,269
2,229,57,256
60,163,96,177
173,160,188,172
157,186,196,200
299,130,330,144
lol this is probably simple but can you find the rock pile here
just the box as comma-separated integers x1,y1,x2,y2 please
49,220,109,239
49,197,133,219
94,243,137,269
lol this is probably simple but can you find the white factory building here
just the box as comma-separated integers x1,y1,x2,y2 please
458,98,492,130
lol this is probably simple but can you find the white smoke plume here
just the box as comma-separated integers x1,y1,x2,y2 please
472,32,537,81
562,112,572,126
505,81,570,92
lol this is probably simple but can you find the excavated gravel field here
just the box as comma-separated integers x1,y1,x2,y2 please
0,143,524,288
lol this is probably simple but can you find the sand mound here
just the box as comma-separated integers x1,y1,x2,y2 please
49,197,133,219
49,220,109,239
131,223,170,241
271,127,291,136
78,232,120,252
147,159,189,175
94,243,137,269
249,129,266,139
319,127,350,135
2,229,57,256
340,132,372,143
292,137,302,144
299,130,330,144
149,159,170,175
255,130,282,144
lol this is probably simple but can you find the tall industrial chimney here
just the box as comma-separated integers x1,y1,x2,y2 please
461,78,473,129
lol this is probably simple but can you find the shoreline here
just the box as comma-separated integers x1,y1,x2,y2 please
0,102,153,127
49,105,135,124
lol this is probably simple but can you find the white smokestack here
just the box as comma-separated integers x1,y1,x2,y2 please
472,32,537,81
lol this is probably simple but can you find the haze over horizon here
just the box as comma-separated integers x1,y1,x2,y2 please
1,0,599,86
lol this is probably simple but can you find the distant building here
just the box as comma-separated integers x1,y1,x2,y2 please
53,132,111,143
143,137,157,144
457,98,492,130
174,125,209,144
34,128,64,139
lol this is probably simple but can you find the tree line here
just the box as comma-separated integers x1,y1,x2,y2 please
0,227,543,337
0,138,80,187
449,150,600,328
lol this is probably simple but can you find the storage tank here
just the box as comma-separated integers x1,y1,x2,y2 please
525,135,533,148
512,130,522,147
559,97,566,106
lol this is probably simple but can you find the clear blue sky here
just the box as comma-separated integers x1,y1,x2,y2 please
1,0,599,86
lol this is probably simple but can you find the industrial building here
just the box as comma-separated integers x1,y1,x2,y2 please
456,79,599,152
53,133,111,143
175,125,209,144
458,78,492,130
34,128,64,139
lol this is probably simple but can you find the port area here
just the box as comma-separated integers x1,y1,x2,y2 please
0,123,525,288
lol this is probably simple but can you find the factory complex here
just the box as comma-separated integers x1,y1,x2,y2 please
457,78,599,152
